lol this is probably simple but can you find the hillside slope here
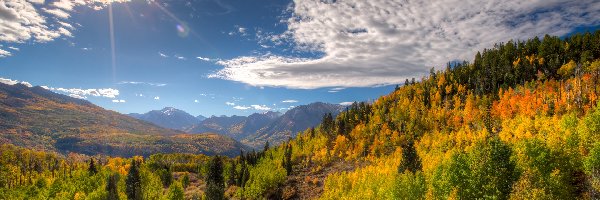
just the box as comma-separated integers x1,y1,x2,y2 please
0,83,249,157
230,31,600,199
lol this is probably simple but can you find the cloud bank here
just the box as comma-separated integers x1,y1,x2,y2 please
211,0,600,89
41,86,120,99
0,0,129,57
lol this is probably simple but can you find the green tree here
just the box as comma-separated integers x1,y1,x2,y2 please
106,173,120,200
88,158,98,175
282,143,293,175
126,160,142,200
166,181,184,200
398,140,421,173
227,161,236,186
206,156,224,200
181,173,190,189
157,167,173,187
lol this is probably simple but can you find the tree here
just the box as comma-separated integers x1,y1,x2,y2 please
181,173,190,189
398,140,422,173
166,181,184,200
263,141,270,153
206,156,224,200
88,158,98,175
322,113,334,134
106,173,120,200
126,159,142,200
227,161,236,187
283,143,293,175
157,167,173,187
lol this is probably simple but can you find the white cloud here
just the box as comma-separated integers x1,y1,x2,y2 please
225,102,235,106
0,78,19,85
196,56,211,61
112,99,126,103
27,0,45,4
154,96,160,100
211,0,600,89
176,56,186,60
118,81,167,87
159,52,168,58
233,105,250,110
42,8,70,18
69,94,86,99
339,102,354,106
58,21,74,29
194,99,199,103
238,27,246,34
251,104,271,111
328,87,345,93
53,87,119,98
7,46,19,51
0,49,11,57
281,99,298,103
0,77,32,87
0,0,129,58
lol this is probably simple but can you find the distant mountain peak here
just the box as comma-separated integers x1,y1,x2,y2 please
128,107,200,130
161,107,178,116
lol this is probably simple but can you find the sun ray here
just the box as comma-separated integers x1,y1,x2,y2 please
109,2,116,82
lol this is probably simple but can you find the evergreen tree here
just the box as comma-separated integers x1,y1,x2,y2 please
126,159,142,200
181,173,190,189
283,143,293,175
88,158,97,175
227,161,236,186
398,141,422,173
206,156,224,200
263,141,270,153
157,166,173,187
106,173,120,200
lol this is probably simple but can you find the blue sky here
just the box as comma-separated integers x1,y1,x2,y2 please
1,0,599,116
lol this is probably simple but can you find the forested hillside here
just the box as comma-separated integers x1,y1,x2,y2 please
1,31,600,199
0,84,250,157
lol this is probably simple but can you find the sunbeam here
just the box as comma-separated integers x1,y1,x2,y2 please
109,2,117,82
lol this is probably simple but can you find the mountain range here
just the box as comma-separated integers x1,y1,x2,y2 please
132,102,345,148
0,82,249,157
127,107,204,131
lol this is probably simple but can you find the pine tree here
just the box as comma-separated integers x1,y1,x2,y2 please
398,140,422,173
88,158,97,175
126,159,142,200
106,173,120,200
227,161,236,186
206,156,224,200
263,141,270,153
283,143,293,175
182,173,190,189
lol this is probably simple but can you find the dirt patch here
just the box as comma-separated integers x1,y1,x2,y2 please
280,159,369,200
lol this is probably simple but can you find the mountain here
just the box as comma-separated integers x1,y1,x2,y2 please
242,102,344,148
227,111,281,140
0,83,249,157
185,102,344,148
196,115,207,121
128,107,200,130
185,115,247,135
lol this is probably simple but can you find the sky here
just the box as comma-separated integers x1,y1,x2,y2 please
1,0,599,117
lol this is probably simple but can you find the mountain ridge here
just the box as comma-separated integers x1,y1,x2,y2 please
0,83,250,157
